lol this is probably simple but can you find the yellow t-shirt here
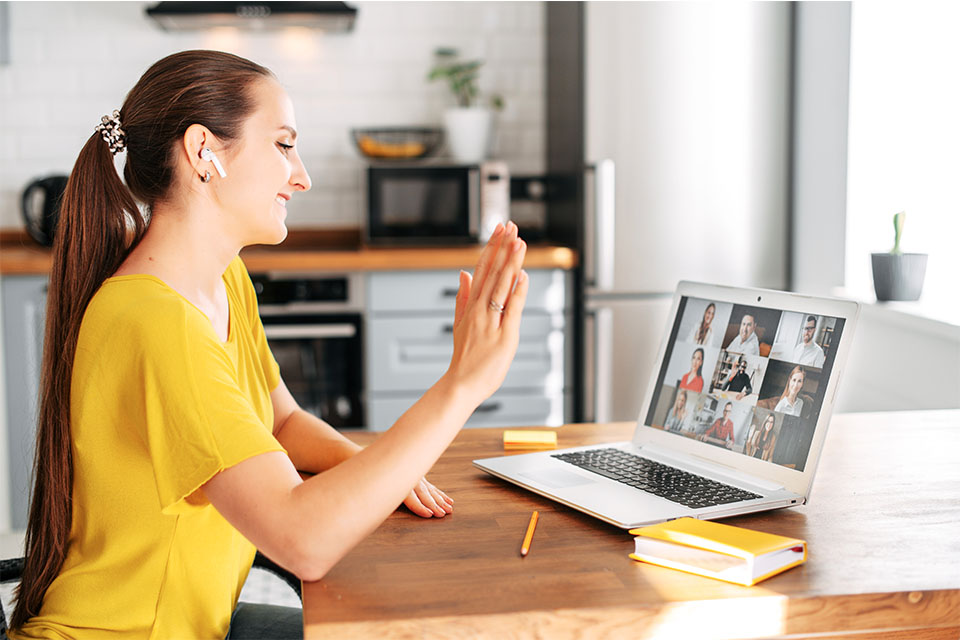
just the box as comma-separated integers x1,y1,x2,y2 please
12,256,286,640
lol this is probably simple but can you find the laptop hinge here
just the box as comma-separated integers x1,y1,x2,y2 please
636,443,785,492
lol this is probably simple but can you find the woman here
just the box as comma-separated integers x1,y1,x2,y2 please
679,347,705,393
750,413,778,461
10,51,529,639
774,366,806,417
687,302,716,346
664,389,689,432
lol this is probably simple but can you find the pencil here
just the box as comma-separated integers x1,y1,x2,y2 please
520,510,539,557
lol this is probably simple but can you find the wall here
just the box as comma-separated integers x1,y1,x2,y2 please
790,1,851,295
0,1,545,229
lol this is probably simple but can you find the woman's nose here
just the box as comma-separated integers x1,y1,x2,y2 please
292,156,312,192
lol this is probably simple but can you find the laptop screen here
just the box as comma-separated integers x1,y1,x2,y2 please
644,296,846,473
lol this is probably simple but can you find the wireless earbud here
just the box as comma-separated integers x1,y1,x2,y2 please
200,148,227,179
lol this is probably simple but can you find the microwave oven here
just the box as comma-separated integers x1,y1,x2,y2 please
365,161,510,245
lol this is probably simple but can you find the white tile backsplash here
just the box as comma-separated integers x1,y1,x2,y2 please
0,1,545,229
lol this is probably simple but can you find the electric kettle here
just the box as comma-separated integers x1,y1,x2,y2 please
21,175,69,246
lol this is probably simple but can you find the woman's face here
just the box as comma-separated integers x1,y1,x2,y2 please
788,371,804,398
677,393,686,410
215,78,311,246
704,305,715,325
764,415,775,430
691,350,703,372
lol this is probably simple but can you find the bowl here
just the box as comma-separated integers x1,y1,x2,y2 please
351,127,444,160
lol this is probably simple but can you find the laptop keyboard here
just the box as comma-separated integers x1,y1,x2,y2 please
551,448,763,510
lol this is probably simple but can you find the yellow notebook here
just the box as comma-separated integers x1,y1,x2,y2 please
628,517,807,586
503,430,558,450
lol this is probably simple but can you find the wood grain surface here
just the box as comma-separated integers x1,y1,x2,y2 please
303,411,960,639
0,229,577,274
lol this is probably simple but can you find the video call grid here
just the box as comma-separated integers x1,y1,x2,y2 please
646,296,845,472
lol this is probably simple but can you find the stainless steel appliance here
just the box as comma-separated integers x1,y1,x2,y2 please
252,272,365,429
544,3,793,422
365,161,509,245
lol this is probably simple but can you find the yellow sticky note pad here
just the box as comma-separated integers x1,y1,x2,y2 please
503,430,558,450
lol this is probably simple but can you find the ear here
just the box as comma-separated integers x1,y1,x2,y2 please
182,124,215,177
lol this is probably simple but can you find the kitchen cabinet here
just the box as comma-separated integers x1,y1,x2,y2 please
1,275,48,530
365,269,573,430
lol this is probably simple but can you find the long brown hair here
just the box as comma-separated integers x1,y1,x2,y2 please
694,302,715,344
12,50,274,629
779,365,806,402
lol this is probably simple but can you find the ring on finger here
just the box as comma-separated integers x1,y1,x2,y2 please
489,299,505,314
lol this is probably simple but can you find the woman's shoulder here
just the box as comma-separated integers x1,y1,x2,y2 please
85,276,212,347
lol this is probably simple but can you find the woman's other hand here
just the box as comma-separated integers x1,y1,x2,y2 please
445,222,529,407
402,477,454,518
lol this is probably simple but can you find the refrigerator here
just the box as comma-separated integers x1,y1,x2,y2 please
548,3,793,423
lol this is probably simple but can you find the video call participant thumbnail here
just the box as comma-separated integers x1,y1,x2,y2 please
793,315,826,368
701,402,735,447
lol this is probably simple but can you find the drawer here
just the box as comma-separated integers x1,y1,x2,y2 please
367,390,569,431
366,313,565,393
368,269,568,314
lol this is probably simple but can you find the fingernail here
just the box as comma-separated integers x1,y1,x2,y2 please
494,223,504,236
513,239,524,252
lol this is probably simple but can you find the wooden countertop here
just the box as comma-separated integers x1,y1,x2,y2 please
303,411,960,638
0,229,578,275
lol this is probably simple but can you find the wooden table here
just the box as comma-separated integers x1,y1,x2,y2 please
303,411,960,639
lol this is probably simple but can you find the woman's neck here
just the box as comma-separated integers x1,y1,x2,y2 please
122,205,240,301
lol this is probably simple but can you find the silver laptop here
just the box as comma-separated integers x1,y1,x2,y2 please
474,281,860,529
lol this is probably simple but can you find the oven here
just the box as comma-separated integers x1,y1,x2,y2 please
251,272,365,429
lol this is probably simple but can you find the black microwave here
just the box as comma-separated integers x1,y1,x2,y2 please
365,161,510,245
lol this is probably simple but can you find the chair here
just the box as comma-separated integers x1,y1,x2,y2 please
0,553,300,639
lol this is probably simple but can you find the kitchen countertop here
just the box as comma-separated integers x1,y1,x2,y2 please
0,229,578,275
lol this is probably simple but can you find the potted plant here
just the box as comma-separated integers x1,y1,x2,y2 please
427,48,504,163
871,211,928,301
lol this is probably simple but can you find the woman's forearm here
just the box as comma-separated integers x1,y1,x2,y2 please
275,409,363,474
284,373,476,578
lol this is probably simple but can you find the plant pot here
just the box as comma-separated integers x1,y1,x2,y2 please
871,253,928,301
443,107,493,163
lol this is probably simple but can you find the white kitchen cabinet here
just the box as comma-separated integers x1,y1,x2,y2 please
1,275,48,530
364,269,573,431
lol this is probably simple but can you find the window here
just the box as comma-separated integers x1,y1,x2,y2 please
845,3,960,320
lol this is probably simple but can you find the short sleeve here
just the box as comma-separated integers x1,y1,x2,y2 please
228,256,281,392
136,303,285,515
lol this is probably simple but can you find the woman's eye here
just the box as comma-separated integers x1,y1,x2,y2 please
277,142,294,153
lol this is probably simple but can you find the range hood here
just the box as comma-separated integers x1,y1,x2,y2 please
146,2,357,32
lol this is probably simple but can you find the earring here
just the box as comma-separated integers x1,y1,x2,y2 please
201,170,211,183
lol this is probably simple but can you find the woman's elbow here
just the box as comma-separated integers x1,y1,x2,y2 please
285,537,337,583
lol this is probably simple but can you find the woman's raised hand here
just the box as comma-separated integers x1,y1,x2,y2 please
445,222,528,408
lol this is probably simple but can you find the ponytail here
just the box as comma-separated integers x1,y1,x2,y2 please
11,132,145,629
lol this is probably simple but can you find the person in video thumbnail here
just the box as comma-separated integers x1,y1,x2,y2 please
679,348,705,392
774,365,806,417
750,413,778,461
726,313,760,356
664,389,689,432
687,302,716,346
702,402,735,445
793,315,825,368
721,356,753,399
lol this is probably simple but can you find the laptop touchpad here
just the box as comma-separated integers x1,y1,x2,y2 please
518,468,596,489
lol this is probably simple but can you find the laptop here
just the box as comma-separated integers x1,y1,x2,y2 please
474,281,860,529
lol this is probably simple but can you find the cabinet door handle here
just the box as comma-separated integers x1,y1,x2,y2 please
265,324,356,339
474,402,502,414
442,324,454,334
441,288,459,298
